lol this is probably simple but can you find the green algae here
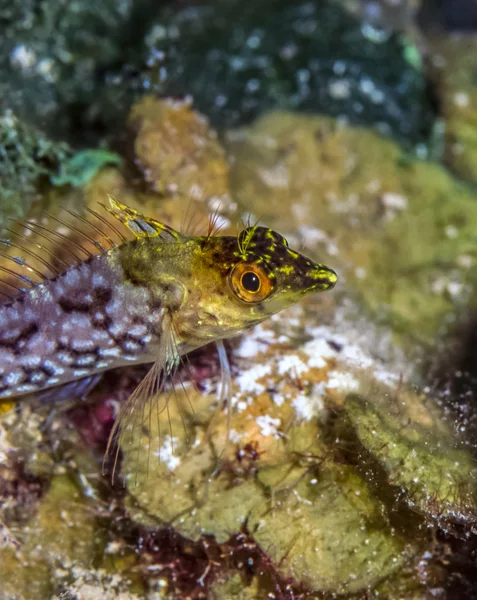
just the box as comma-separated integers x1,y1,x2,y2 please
51,149,122,187
0,108,71,225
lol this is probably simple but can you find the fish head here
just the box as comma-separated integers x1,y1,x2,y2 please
184,226,337,343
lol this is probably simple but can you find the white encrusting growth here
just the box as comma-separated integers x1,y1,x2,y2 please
154,435,181,471
256,415,282,438
292,383,326,421
222,306,406,428
234,363,272,396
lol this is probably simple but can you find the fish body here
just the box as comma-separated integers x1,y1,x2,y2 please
0,199,337,464
0,249,163,399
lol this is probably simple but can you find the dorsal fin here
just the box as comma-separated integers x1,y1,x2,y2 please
0,198,185,305
102,196,185,242
0,202,130,305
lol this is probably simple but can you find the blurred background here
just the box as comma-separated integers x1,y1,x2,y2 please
2,1,477,599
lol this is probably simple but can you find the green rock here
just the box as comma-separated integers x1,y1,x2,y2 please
343,393,477,526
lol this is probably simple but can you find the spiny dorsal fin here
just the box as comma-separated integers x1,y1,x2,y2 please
103,196,185,242
0,204,128,305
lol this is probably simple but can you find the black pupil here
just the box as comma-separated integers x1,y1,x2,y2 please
241,271,260,293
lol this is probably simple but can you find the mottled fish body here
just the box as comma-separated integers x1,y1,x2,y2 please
0,249,163,399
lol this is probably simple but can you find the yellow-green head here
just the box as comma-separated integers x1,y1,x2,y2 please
109,199,337,351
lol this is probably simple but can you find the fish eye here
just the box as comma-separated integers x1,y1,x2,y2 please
241,271,260,293
228,262,274,303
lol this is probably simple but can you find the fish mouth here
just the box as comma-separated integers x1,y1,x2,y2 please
309,265,338,291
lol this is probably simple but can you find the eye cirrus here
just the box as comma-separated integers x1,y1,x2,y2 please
228,262,274,303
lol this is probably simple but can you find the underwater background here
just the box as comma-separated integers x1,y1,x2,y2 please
2,0,477,598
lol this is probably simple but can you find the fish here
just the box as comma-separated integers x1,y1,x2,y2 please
0,197,337,477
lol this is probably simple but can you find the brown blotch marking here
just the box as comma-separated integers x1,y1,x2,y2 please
4,322,39,352
58,297,92,313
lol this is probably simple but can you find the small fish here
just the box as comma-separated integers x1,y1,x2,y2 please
0,198,337,475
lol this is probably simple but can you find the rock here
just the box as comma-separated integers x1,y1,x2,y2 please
344,392,477,526
144,0,435,147
128,97,230,201
122,311,461,595
0,474,100,598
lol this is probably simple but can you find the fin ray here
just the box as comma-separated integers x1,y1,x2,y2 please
104,310,182,483
2,234,62,276
0,202,131,305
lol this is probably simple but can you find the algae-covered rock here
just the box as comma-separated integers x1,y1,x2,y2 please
0,474,99,599
343,393,477,526
0,0,436,152
210,574,261,600
51,568,143,600
118,305,477,596
128,97,230,201
251,462,405,594
13,94,233,276
227,110,477,344
122,321,412,595
0,0,143,142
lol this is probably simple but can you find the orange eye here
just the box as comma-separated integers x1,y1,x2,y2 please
228,263,274,303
